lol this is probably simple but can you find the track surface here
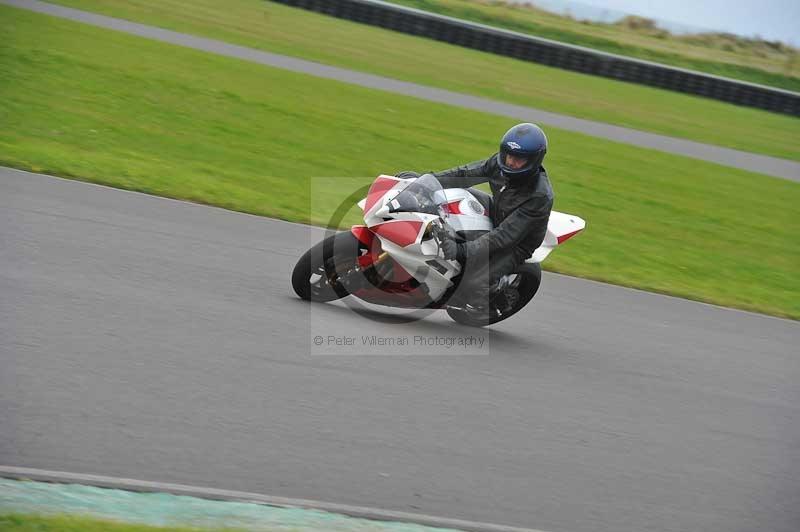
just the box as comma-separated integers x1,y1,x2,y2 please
1,167,799,532
3,0,800,183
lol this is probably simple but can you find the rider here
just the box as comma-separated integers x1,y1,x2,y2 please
399,123,553,311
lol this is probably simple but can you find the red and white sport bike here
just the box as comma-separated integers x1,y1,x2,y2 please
292,174,585,326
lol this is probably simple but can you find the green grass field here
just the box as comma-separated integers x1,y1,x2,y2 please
48,0,800,161
2,5,798,319
0,514,238,532
389,0,800,91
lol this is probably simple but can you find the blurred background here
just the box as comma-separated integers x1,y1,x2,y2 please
1,1,798,532
3,0,798,318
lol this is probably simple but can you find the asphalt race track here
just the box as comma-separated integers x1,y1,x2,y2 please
3,0,800,183
1,167,799,532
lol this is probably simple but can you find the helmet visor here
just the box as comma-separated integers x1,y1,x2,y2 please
501,152,534,171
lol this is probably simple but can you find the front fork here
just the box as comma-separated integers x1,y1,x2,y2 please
327,224,388,293
333,251,389,292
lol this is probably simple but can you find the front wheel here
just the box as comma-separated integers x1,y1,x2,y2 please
292,231,361,302
446,263,542,327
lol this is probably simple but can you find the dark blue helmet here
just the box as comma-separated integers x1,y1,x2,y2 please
496,123,547,181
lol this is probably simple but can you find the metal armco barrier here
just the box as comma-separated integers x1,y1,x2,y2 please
269,0,800,117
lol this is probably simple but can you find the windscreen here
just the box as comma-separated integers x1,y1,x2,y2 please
388,174,444,215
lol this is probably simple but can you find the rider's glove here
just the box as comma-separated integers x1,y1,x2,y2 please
440,235,464,262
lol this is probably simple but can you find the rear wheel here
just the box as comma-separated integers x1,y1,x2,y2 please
292,232,361,302
446,263,541,327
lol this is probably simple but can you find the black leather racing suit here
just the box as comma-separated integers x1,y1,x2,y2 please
432,154,554,306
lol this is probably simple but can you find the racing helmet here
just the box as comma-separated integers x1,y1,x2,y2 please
496,123,547,180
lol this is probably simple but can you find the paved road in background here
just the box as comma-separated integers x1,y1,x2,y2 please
3,0,800,183
2,167,798,532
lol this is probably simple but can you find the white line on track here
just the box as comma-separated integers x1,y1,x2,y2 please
0,465,556,532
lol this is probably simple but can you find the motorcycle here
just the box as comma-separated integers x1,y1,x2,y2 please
292,174,585,327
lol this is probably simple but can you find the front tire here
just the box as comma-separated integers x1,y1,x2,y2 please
292,231,361,302
446,263,542,327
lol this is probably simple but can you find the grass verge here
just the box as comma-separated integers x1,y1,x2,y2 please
47,0,800,161
0,514,239,532
1,5,798,319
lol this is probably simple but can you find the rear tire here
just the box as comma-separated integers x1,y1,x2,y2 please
292,232,361,302
446,263,542,327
